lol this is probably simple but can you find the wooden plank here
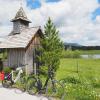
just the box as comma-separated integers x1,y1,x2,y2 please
7,48,25,67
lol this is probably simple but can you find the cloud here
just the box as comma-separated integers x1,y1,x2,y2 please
0,0,100,46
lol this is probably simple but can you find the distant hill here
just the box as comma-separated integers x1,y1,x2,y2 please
64,42,100,50
64,42,82,47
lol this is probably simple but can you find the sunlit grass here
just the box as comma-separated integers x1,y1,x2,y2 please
56,58,100,100
57,58,100,80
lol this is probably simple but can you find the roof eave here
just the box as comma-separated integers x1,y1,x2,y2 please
11,18,31,23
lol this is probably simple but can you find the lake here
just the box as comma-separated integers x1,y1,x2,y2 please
81,54,100,59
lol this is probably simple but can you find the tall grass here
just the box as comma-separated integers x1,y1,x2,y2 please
61,50,81,58
61,50,100,58
79,50,100,55
56,58,100,100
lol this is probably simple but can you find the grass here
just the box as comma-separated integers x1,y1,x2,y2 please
61,50,100,58
56,58,100,100
63,50,100,55
79,50,100,55
1,50,100,99
57,58,100,80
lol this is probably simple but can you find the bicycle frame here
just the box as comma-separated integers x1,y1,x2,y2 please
4,67,23,84
4,71,13,81
33,70,56,92
13,67,23,83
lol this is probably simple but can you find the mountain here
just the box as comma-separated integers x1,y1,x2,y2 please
64,42,82,47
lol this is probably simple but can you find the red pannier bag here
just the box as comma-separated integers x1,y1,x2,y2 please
0,71,4,80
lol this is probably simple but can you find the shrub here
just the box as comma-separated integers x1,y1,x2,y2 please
73,50,81,58
88,76,100,88
60,76,100,100
61,50,81,58
67,84,99,100
3,67,11,74
60,75,81,84
62,83,100,100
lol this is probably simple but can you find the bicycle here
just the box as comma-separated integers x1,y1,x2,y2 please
2,66,65,99
27,69,65,100
2,65,26,90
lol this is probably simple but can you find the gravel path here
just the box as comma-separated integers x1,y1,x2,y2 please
0,84,48,100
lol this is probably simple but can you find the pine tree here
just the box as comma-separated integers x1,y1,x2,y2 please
38,18,63,80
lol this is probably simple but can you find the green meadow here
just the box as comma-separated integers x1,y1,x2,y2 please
61,50,100,58
56,58,100,100
0,50,100,99
79,50,100,55
57,58,100,79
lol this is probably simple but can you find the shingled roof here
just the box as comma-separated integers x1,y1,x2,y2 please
0,7,42,49
0,27,40,48
11,7,31,23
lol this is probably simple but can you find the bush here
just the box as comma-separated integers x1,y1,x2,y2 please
60,76,100,100
61,50,81,58
73,50,81,58
60,75,81,84
62,83,100,100
3,67,11,74
88,76,100,88
66,84,99,100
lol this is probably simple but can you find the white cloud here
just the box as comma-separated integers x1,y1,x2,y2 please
0,0,100,46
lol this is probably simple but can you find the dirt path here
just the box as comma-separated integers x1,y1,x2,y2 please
0,84,48,100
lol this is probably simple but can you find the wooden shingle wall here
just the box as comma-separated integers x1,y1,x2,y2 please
7,48,25,67
25,33,41,74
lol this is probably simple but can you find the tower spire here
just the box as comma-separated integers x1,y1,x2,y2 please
20,0,23,7
11,7,31,22
11,6,31,34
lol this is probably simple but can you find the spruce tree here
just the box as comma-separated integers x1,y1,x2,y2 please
38,18,63,80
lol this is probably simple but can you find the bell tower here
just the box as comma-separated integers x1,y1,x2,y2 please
11,7,31,34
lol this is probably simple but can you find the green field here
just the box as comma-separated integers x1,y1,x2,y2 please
56,58,100,100
57,58,100,79
79,50,100,55
0,51,100,99
61,50,100,59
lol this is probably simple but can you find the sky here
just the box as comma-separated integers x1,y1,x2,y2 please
0,0,100,46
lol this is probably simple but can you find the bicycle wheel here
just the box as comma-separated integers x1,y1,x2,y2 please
2,79,13,88
27,77,38,95
46,80,65,100
15,76,26,92
2,80,9,88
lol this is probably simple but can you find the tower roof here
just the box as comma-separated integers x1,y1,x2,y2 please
11,7,31,23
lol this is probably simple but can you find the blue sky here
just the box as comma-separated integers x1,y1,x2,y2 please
46,0,61,3
26,0,61,9
0,0,100,46
92,0,100,20
92,7,100,20
24,0,100,46
26,0,100,21
98,0,100,3
26,0,41,9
